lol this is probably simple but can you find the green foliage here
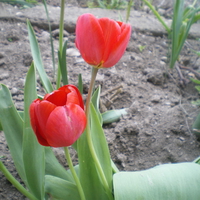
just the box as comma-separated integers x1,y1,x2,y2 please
142,0,200,69
113,163,200,200
0,84,26,183
89,0,127,9
77,101,113,200
0,0,38,7
22,63,45,199
45,175,81,200
27,20,54,93
102,108,127,124
126,0,134,22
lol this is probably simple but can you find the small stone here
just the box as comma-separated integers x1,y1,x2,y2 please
11,87,19,95
161,56,167,62
151,95,161,103
0,72,9,80
143,68,165,85
67,48,80,57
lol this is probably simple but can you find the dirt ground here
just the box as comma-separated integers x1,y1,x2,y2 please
1,0,200,199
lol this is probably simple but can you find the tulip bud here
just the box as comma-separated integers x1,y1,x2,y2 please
75,13,131,68
29,85,86,147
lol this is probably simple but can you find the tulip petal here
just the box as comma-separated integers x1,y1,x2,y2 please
59,85,84,109
103,23,131,68
75,13,105,66
34,100,57,146
30,99,54,146
98,18,121,65
46,104,86,147
45,90,69,106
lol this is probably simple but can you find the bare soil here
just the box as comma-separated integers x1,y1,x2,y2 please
1,0,200,199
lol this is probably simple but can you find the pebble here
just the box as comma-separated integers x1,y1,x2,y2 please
0,72,9,80
67,48,80,57
143,68,165,85
151,95,161,103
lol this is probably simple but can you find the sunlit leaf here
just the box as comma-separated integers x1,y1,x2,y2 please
114,162,200,200
102,108,127,124
0,84,26,183
22,63,45,199
45,147,74,183
45,175,80,200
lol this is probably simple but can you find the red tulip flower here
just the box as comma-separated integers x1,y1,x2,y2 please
75,13,131,68
29,85,87,147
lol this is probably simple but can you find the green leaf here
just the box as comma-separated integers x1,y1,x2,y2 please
45,175,80,200
78,129,107,200
194,156,200,164
58,40,68,85
190,77,200,85
78,74,83,94
0,120,2,131
22,63,45,199
27,20,53,93
0,84,26,183
113,162,200,200
90,103,113,189
91,86,102,124
169,0,196,68
45,147,74,183
102,109,127,124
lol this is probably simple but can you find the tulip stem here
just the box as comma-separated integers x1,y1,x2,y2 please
85,67,113,200
64,147,86,200
57,0,65,89
0,161,37,200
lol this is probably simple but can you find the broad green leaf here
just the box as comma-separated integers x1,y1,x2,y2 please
77,130,110,199
113,162,200,200
45,147,74,183
27,20,53,93
90,103,113,189
78,129,107,200
22,63,45,199
45,175,80,200
102,109,127,124
0,84,26,183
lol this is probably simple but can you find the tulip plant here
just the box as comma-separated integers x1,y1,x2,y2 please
1,1,200,200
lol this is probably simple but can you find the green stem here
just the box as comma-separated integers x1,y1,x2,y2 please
85,67,113,200
142,0,171,34
57,0,65,89
64,147,86,200
0,161,37,200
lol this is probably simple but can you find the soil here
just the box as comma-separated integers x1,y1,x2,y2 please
1,0,200,199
